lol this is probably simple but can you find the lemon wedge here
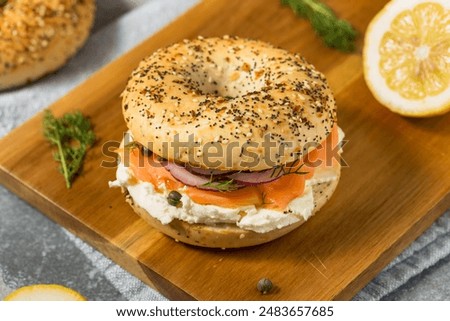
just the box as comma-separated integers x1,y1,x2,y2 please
363,0,450,117
3,284,86,301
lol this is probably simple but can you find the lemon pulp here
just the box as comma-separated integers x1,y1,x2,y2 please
379,3,450,100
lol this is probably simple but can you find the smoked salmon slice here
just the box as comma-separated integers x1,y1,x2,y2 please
122,125,339,209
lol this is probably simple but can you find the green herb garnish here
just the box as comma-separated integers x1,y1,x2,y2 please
271,161,310,178
43,110,95,189
281,0,357,52
202,178,239,192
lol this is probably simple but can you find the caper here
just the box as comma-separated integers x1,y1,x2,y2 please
167,190,182,207
257,278,273,294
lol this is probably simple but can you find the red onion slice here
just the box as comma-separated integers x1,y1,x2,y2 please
162,161,243,191
185,164,236,177
228,168,282,185
162,159,288,190
162,161,210,186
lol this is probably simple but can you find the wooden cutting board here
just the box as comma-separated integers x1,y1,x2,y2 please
1,0,449,300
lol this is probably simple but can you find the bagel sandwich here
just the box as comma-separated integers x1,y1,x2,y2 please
109,36,344,248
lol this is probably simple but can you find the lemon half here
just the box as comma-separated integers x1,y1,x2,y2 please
364,0,450,117
3,284,86,301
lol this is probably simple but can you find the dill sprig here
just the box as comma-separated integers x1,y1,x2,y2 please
271,161,310,178
43,110,95,189
202,179,239,192
281,0,357,52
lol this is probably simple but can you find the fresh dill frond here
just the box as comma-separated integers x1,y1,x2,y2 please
281,0,357,52
270,162,310,178
43,110,95,189
202,179,239,192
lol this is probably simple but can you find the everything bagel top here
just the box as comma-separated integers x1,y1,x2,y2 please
122,36,337,171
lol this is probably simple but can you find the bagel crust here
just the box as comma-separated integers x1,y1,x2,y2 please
0,0,95,90
122,36,337,171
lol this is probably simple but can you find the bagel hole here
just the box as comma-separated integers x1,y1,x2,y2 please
191,75,235,98
189,65,266,99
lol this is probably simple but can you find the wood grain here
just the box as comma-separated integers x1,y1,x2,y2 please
1,0,449,300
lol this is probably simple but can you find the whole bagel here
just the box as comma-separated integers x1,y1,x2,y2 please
122,36,337,171
0,0,95,90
